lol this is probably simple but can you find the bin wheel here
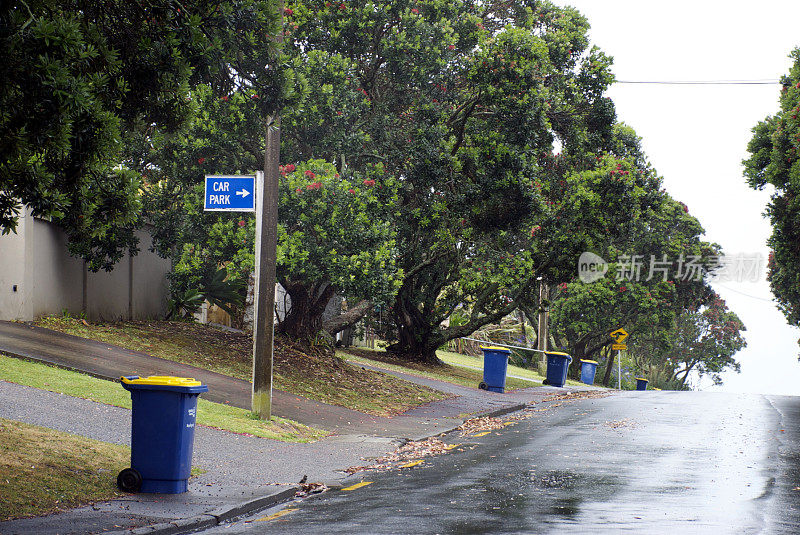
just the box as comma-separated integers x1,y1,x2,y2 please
117,468,142,493
478,381,488,390
542,378,550,386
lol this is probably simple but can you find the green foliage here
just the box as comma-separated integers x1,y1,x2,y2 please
278,160,401,305
744,48,800,335
629,296,746,387
166,288,205,320
546,119,737,387
202,267,246,316
0,0,289,271
283,0,628,360
128,83,400,333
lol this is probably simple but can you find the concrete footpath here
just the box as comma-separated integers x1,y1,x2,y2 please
0,321,598,534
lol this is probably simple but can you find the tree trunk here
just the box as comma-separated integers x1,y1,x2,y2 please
602,349,615,387
386,316,441,363
276,280,334,340
323,299,372,336
569,339,586,379
516,309,528,346
386,288,442,364
386,262,532,364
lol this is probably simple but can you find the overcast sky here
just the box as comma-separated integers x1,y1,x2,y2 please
553,0,800,395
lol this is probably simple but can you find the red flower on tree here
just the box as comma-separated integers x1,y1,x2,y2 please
198,157,206,164
362,179,376,186
305,170,316,179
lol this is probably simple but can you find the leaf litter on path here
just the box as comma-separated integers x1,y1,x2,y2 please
345,389,614,474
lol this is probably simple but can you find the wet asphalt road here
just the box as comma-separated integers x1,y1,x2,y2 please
203,391,800,534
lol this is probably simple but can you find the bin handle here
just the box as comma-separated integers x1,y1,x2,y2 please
121,375,140,383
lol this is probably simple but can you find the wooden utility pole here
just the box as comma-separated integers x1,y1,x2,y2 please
252,3,283,420
537,279,549,371
252,118,280,419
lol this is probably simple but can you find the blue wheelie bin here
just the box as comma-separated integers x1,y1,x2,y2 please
117,375,208,494
543,351,572,387
580,359,599,385
478,346,511,393
636,378,649,391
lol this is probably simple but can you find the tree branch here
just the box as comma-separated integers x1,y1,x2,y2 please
323,299,372,335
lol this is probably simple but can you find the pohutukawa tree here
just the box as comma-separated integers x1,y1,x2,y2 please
744,48,800,343
126,84,400,339
287,0,647,362
548,192,730,384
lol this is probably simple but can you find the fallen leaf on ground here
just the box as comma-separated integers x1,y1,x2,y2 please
295,482,328,498
345,437,457,474
604,418,638,430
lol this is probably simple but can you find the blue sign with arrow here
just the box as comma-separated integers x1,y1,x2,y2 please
204,175,256,212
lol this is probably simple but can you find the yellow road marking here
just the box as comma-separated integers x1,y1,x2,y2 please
503,422,517,427
341,481,373,491
444,443,461,450
399,459,424,468
472,431,491,437
254,508,298,522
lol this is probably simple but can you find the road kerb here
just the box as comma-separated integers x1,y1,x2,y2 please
101,486,298,535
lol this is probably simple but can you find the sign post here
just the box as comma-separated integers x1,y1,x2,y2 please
609,329,629,390
202,2,283,422
252,114,281,421
204,172,274,419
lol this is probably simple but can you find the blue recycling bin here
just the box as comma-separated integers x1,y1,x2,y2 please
636,378,649,391
580,359,598,385
543,351,572,387
117,375,208,494
479,346,511,393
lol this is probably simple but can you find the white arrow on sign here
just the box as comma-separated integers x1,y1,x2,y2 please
236,189,251,198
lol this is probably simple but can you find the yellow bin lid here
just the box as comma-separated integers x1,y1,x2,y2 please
580,359,598,364
546,351,570,356
480,346,510,351
635,377,648,381
121,375,203,387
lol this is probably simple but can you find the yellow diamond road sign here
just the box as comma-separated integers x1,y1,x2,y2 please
612,343,627,351
610,328,628,343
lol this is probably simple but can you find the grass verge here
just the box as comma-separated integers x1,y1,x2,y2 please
32,317,450,416
339,347,537,390
0,417,128,521
436,349,545,383
436,349,587,387
341,347,588,388
0,354,327,442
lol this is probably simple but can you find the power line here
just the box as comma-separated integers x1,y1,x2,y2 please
615,79,780,85
712,282,777,303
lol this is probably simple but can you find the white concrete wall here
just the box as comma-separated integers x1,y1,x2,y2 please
0,207,33,320
129,230,170,320
0,213,169,322
85,250,131,321
30,218,84,318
